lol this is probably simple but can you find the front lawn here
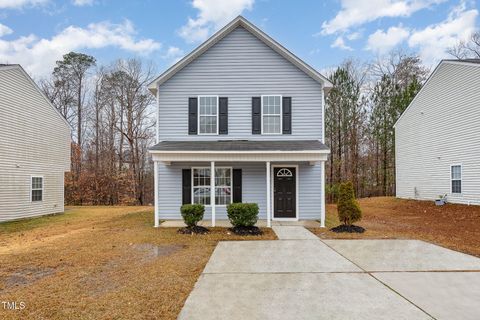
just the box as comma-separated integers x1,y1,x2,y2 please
309,197,480,257
0,207,275,319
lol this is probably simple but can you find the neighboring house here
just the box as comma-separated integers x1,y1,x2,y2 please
0,64,71,222
395,59,480,205
148,16,332,227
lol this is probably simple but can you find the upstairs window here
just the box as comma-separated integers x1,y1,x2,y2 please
198,96,218,134
262,95,282,134
31,176,43,201
451,165,462,194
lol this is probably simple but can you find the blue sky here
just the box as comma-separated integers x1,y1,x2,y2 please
0,0,478,78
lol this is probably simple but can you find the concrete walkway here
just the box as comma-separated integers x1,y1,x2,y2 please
179,227,480,320
272,226,319,240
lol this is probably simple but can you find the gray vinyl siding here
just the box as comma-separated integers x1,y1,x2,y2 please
395,62,480,204
157,26,324,141
158,162,323,220
0,66,71,222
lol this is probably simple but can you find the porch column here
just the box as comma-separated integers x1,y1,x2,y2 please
266,161,271,227
211,161,215,227
154,161,159,228
320,161,326,227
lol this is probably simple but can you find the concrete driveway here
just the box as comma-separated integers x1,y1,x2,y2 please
179,227,480,320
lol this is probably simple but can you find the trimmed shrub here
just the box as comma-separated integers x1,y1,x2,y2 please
337,181,362,226
180,204,205,227
227,203,259,227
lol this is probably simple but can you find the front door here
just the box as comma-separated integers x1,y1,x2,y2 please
273,167,296,218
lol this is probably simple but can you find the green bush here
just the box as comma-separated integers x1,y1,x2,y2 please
180,204,205,227
337,181,362,226
227,203,259,227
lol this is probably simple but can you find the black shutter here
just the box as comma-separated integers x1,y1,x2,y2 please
252,97,261,134
219,97,228,135
232,169,242,203
188,98,198,135
182,169,192,204
282,97,292,134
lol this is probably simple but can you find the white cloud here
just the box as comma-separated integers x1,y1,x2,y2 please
331,36,353,51
0,20,161,77
366,25,410,53
179,0,254,43
347,31,362,40
72,0,93,6
162,46,185,64
0,0,48,9
0,23,13,36
321,0,445,35
408,3,478,64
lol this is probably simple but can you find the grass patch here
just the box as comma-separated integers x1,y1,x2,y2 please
0,206,276,319
310,197,480,257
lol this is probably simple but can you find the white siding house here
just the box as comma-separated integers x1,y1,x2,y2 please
395,59,480,205
0,64,71,222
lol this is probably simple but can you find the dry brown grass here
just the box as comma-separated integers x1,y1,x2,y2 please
0,207,276,319
310,197,480,257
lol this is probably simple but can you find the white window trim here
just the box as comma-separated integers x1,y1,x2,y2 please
450,164,462,195
30,175,44,202
197,95,219,135
261,95,282,135
191,167,232,206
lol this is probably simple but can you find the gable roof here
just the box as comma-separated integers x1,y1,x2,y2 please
148,16,333,94
0,64,71,130
394,59,480,128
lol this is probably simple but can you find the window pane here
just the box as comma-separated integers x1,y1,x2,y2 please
263,115,281,134
32,189,43,201
199,116,217,134
452,180,461,194
193,187,211,205
215,168,231,186
274,95,280,106
32,177,42,189
193,168,210,186
451,165,461,180
215,187,232,205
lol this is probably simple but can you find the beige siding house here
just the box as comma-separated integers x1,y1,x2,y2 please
0,64,71,222
395,59,480,205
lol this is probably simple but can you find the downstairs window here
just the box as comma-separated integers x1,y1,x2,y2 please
31,176,43,201
451,165,462,194
192,168,232,205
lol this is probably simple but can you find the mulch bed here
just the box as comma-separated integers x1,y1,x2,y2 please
330,224,365,233
177,226,210,235
229,226,263,236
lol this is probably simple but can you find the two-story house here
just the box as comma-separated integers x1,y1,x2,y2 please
148,16,332,227
0,64,71,222
395,59,480,205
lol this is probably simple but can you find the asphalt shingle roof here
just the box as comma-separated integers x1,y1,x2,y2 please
149,140,329,152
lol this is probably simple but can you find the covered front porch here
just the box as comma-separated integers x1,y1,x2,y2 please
150,140,329,228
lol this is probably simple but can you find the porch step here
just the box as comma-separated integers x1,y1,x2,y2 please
272,226,319,240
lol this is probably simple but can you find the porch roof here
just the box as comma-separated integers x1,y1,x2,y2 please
149,140,329,153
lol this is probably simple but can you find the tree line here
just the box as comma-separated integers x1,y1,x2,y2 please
325,31,479,201
41,53,156,205
38,32,479,205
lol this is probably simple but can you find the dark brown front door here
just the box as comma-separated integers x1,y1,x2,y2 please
273,167,296,218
